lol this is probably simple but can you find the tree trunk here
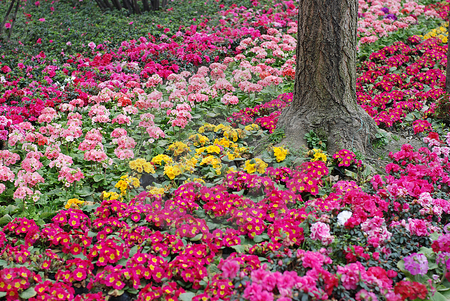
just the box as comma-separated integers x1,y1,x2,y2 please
151,0,159,11
142,0,150,11
122,0,133,14
132,0,140,14
94,0,107,11
111,0,122,11
277,0,377,155
101,0,113,10
7,0,20,40
0,0,16,37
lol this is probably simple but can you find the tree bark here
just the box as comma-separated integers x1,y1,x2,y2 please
142,0,150,11
7,0,20,40
101,0,113,10
94,0,108,11
0,0,16,37
110,0,122,10
151,0,159,11
277,0,377,155
132,0,140,14
122,0,133,13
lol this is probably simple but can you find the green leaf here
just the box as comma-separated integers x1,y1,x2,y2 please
125,287,139,294
233,189,245,196
78,187,93,196
129,245,139,257
397,260,406,273
431,292,448,301
0,292,6,298
179,292,196,301
231,244,246,253
0,214,12,226
117,258,128,266
404,113,415,122
431,232,440,241
20,287,36,299
72,253,87,260
93,174,104,182
189,233,203,242
253,235,264,243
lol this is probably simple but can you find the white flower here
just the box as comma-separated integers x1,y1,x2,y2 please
337,210,352,226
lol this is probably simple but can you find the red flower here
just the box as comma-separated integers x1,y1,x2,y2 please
73,268,86,281
394,281,428,300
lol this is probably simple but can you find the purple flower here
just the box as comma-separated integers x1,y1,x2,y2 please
380,7,389,14
404,253,428,276
385,14,398,21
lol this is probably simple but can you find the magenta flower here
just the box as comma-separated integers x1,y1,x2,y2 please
404,253,428,276
4,23,11,29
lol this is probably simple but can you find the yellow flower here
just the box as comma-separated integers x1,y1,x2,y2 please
148,186,165,196
227,152,236,160
65,198,84,209
196,147,206,154
273,146,289,162
189,134,209,146
129,160,138,170
245,124,260,131
184,177,205,184
108,192,121,200
206,145,221,154
164,164,182,180
214,137,231,148
199,123,215,133
168,141,190,156
130,177,140,188
183,157,198,173
200,155,222,169
243,158,268,174
143,162,155,173
227,167,237,174
115,179,129,193
214,124,226,132
151,154,173,166
311,149,327,162
244,160,257,174
423,23,448,41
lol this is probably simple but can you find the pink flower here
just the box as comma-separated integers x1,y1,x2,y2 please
310,222,334,245
407,218,429,237
221,260,239,278
1,65,11,73
356,289,378,301
243,283,274,301
4,23,11,29
337,262,365,290
39,18,46,22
